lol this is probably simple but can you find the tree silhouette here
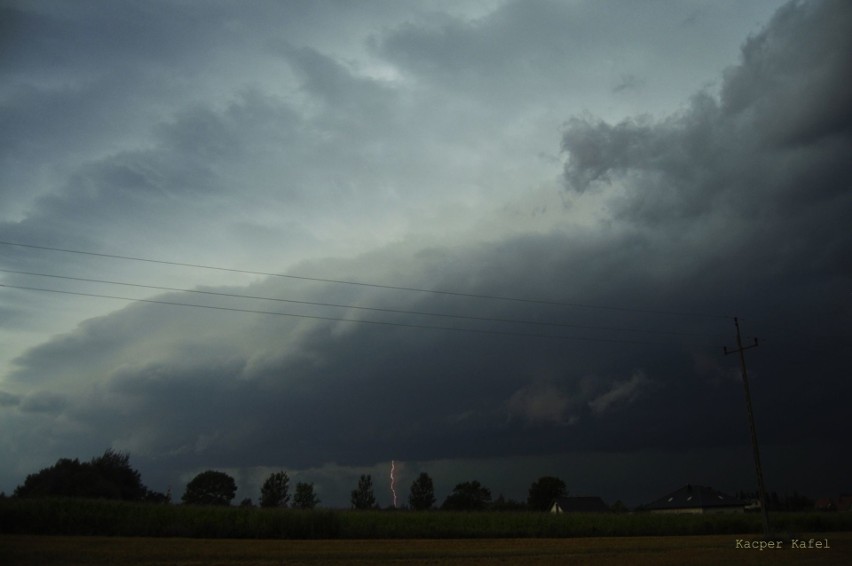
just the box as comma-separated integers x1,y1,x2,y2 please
260,471,290,508
13,450,149,501
441,480,491,511
527,476,567,511
293,482,320,509
408,472,436,510
351,474,376,509
91,449,147,500
181,470,237,506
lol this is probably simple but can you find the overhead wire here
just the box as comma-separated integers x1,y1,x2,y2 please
0,239,738,347
0,268,722,340
0,239,732,319
0,282,711,347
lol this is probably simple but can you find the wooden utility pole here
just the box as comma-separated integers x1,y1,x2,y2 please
724,317,770,537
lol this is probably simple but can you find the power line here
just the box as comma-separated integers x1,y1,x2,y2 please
0,282,704,347
0,239,731,319
724,317,770,538
0,268,721,340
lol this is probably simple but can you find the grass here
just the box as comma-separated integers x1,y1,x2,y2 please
0,498,341,539
2,533,852,565
2,498,852,540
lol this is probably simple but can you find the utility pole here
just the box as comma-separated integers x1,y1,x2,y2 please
724,317,770,538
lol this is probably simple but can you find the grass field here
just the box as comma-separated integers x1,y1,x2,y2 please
2,533,851,565
3,499,851,563
4,498,852,539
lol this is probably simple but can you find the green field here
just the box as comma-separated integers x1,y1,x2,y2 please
2,498,852,540
2,533,851,565
3,500,851,564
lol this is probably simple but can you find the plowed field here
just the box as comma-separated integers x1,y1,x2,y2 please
3,533,851,565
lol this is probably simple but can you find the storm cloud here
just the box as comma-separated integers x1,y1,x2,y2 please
2,0,849,507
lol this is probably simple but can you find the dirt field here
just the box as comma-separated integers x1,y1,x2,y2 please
2,533,850,565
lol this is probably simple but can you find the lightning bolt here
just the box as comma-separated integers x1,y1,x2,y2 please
390,460,398,508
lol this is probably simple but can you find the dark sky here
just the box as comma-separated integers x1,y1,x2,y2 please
1,0,849,508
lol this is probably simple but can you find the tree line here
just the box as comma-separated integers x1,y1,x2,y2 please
8,450,578,512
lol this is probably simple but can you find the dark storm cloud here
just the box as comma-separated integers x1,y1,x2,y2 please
375,0,620,83
720,0,852,146
612,74,645,94
372,0,617,109
0,88,308,266
1,1,227,208
371,0,775,116
2,0,848,506
276,43,396,116
561,0,852,288
0,223,778,465
18,391,67,414
1,1,346,223
1,2,451,261
6,238,672,468
0,390,20,407
557,0,852,454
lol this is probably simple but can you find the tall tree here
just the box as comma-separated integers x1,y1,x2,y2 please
15,458,97,498
527,476,567,511
91,449,146,501
441,480,491,511
181,470,237,506
408,472,436,510
293,482,320,509
13,450,148,501
350,474,376,510
259,471,290,508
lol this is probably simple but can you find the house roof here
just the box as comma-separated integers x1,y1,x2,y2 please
641,484,744,511
551,496,610,512
816,495,852,511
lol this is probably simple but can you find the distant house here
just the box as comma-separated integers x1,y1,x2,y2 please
816,495,852,512
639,484,744,514
550,496,610,514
